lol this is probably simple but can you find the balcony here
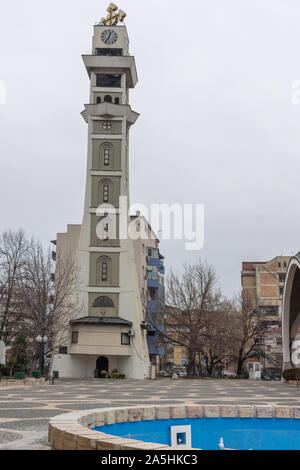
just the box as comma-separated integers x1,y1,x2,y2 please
148,343,165,356
147,257,165,274
147,257,163,267
147,278,160,288
147,299,159,313
147,323,164,334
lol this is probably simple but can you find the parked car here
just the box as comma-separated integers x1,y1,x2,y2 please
263,368,282,381
261,374,280,381
177,370,187,377
222,370,237,378
159,370,171,377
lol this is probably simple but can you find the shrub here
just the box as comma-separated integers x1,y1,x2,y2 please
0,363,28,377
0,366,10,377
282,368,300,381
111,372,125,379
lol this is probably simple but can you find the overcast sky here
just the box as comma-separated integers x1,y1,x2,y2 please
1,0,300,297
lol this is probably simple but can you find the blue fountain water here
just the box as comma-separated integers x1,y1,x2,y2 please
93,417,300,450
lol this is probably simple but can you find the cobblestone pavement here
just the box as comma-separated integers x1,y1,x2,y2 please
0,378,299,450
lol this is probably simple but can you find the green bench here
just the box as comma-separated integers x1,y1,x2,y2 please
14,372,25,380
32,371,41,378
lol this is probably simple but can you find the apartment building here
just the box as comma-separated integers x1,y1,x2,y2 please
241,255,290,371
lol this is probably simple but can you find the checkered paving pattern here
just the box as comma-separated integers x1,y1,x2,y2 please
0,378,299,449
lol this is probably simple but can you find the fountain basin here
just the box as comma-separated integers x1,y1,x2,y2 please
49,404,300,450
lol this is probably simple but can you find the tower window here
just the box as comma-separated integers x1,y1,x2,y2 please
102,261,108,281
96,97,101,104
104,147,110,165
93,296,114,308
121,333,130,345
104,95,112,103
59,346,68,354
96,74,121,87
115,97,120,105
103,183,109,202
96,48,123,56
71,331,78,344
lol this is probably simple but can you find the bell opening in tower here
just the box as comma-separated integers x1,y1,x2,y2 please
96,73,122,87
96,48,123,56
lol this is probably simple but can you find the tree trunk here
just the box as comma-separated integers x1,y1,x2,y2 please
236,348,244,376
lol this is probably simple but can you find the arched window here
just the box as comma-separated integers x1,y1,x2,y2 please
104,95,112,103
104,147,110,165
115,97,120,105
96,256,111,285
103,183,109,202
101,260,108,281
100,142,113,169
93,296,114,308
96,97,101,104
99,179,112,207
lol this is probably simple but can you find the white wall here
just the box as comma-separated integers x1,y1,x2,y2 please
51,354,118,378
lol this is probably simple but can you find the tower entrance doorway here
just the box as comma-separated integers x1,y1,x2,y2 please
96,356,109,373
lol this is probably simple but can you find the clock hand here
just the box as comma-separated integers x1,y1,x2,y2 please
107,31,112,42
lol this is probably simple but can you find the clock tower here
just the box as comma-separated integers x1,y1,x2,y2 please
52,6,151,379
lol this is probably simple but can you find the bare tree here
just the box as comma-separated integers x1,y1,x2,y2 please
0,230,29,344
8,335,30,377
200,307,234,376
228,295,273,376
9,238,82,373
165,260,227,376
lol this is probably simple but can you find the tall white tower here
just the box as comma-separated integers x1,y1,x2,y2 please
53,7,150,379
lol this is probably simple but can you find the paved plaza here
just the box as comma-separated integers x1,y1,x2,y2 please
0,378,299,450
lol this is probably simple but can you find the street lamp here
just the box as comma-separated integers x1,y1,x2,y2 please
36,334,48,375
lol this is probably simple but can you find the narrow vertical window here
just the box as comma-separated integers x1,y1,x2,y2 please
103,183,109,202
104,147,110,165
71,331,78,344
115,97,120,104
96,97,101,104
102,261,108,281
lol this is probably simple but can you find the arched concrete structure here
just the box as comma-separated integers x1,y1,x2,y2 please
282,254,300,369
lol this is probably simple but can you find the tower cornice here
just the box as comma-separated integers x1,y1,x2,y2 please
81,102,139,125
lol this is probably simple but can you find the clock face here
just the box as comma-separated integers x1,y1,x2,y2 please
101,29,118,45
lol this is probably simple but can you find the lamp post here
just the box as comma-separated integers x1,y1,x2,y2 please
36,334,48,375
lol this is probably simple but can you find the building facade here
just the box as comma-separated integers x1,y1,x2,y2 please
51,19,155,379
130,216,165,374
241,256,290,371
163,306,190,373
282,253,300,370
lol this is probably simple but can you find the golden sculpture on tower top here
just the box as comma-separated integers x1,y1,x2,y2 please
100,3,126,26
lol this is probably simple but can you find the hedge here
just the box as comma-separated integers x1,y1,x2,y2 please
282,368,300,381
